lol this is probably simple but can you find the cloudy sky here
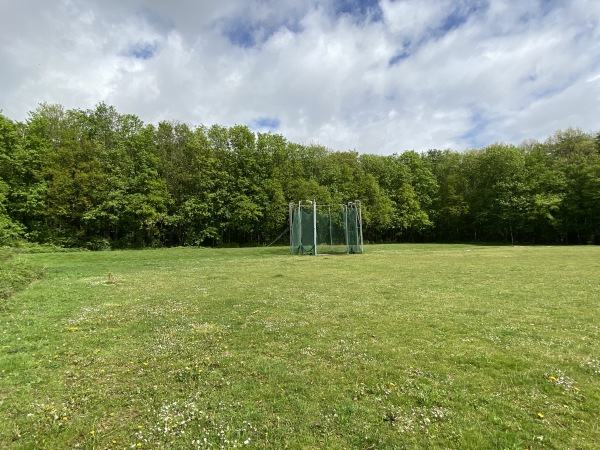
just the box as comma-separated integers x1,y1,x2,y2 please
1,0,599,154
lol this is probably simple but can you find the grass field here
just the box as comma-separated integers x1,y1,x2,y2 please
1,244,599,449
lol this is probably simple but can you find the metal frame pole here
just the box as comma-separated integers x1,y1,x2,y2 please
288,203,294,255
356,200,364,253
328,205,333,246
344,204,349,253
298,201,302,254
313,200,317,255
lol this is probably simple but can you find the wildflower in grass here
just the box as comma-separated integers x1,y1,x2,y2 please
546,371,579,393
537,412,544,419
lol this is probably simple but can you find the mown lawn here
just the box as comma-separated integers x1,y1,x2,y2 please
1,244,599,449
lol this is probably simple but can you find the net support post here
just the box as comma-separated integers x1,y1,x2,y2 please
356,200,364,253
289,202,294,254
298,200,303,254
312,200,317,255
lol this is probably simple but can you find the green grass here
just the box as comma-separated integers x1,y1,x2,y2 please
1,244,599,449
0,248,46,304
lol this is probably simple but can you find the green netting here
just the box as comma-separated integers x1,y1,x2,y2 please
291,208,315,254
347,205,361,254
290,201,363,255
315,204,348,254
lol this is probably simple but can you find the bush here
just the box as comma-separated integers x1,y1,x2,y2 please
0,214,25,247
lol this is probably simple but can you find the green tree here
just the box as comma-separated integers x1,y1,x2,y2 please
3,105,63,241
361,152,436,241
0,114,27,244
426,150,469,242
545,128,600,243
522,140,566,243
462,144,530,243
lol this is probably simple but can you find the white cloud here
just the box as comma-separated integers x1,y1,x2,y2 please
1,0,599,153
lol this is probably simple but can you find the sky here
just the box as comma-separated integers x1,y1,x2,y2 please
1,0,599,154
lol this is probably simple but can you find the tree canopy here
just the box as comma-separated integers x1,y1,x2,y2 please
1,103,599,248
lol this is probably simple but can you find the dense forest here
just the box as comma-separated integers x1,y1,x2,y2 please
1,103,599,249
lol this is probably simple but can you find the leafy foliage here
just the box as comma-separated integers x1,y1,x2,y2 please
1,105,599,247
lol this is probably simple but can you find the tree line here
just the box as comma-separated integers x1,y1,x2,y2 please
1,103,599,249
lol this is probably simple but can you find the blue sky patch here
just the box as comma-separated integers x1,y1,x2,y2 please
386,3,488,63
129,42,158,60
459,109,491,148
226,21,257,48
388,52,408,66
253,117,281,130
388,40,412,66
437,1,488,37
223,17,303,48
532,78,575,101
539,0,562,16
333,0,382,22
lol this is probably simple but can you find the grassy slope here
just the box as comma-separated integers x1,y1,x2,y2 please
1,244,599,449
0,248,45,304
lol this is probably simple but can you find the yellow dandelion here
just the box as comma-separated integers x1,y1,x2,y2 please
537,412,544,419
